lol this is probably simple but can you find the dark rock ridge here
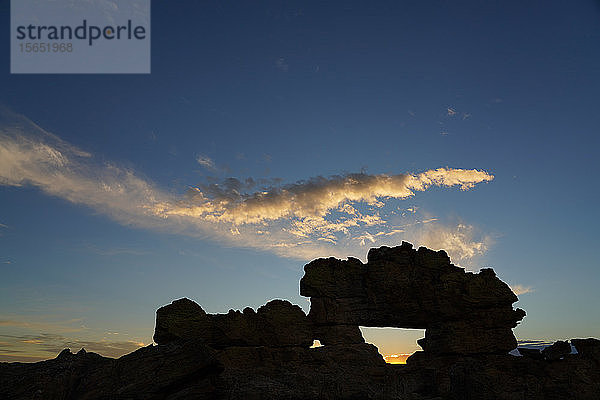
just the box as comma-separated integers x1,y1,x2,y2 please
1,242,599,399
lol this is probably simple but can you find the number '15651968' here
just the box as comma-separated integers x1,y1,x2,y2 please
19,43,73,52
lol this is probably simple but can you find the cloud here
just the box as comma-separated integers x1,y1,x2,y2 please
196,155,216,169
0,332,145,360
414,223,490,263
0,111,495,261
0,112,170,230
516,339,555,349
82,244,151,257
0,312,148,361
0,354,50,363
0,318,87,333
275,57,289,71
161,168,493,225
511,284,534,296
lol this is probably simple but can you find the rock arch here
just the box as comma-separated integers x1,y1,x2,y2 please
300,241,525,355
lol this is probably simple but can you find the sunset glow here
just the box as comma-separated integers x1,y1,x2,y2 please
383,354,412,365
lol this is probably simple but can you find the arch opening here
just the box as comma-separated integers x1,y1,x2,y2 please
360,327,425,364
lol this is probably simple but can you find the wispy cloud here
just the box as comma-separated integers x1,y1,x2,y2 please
0,312,148,362
0,111,495,261
0,332,145,360
82,244,151,257
516,339,555,349
0,317,87,333
275,57,289,72
511,284,534,296
414,223,490,262
196,155,216,170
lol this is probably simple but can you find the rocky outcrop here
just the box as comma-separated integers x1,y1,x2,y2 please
0,340,222,399
301,241,525,355
401,350,600,400
154,298,312,348
572,338,600,363
541,340,572,361
1,243,598,399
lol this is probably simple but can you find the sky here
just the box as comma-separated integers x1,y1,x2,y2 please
1,0,599,362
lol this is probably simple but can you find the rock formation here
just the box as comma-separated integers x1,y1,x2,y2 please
572,338,600,363
153,298,313,348
301,242,525,355
1,242,599,399
541,340,572,361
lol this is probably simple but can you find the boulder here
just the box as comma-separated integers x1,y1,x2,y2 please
541,340,571,361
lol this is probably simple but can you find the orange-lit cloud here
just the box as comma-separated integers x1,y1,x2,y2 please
511,284,534,296
158,167,493,224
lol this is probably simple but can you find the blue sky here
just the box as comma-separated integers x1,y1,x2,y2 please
1,0,599,361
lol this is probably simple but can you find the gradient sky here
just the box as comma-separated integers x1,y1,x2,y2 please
1,1,599,362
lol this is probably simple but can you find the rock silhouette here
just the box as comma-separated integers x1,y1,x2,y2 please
541,340,572,361
153,298,313,348
1,243,599,399
301,242,525,355
572,338,600,363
